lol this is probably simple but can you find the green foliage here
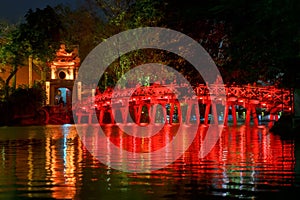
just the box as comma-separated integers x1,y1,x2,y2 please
0,25,25,66
7,82,46,116
163,0,300,86
0,6,64,93
54,4,105,60
93,0,166,88
1,6,62,68
19,6,63,61
3,0,299,92
0,23,27,90
0,82,46,125
206,0,300,85
121,0,164,28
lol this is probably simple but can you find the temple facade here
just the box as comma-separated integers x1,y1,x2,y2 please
45,44,80,107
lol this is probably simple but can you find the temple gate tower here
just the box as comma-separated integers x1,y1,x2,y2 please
45,44,80,107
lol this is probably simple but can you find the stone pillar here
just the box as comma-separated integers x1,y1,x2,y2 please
77,82,82,101
51,65,56,79
69,68,74,80
45,81,50,105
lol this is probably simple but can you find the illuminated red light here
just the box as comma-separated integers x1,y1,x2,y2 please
76,84,292,127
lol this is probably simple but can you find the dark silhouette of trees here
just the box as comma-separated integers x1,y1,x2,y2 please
2,0,299,89
0,6,64,125
163,0,300,87
55,4,105,60
0,22,27,96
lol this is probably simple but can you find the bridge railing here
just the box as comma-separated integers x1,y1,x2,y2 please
73,83,293,124
195,84,292,111
78,84,292,110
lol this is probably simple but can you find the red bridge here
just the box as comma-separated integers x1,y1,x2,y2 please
74,83,293,127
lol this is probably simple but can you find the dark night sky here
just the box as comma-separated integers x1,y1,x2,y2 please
0,0,82,23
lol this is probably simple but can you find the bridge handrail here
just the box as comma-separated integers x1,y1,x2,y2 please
75,84,292,113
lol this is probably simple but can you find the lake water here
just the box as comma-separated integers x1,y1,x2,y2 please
0,124,299,200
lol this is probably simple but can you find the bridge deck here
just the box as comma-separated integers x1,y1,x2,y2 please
73,84,293,127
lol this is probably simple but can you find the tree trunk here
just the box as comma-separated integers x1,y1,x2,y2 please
29,55,33,87
11,64,17,89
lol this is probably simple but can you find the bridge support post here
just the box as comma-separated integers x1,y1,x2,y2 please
88,111,92,124
135,104,143,125
112,108,117,123
226,97,237,126
231,105,237,126
203,102,218,125
77,112,82,124
245,105,251,126
109,109,115,124
186,103,191,125
162,103,167,124
204,103,211,125
211,103,218,125
268,111,279,127
185,100,200,125
195,102,200,125
150,103,168,124
224,104,229,126
150,104,157,124
121,107,128,124
98,109,104,125
146,104,151,123
169,103,174,124
245,101,259,126
252,106,259,126
177,102,182,123
76,110,92,124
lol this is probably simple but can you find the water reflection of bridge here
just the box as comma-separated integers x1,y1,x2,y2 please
74,84,292,127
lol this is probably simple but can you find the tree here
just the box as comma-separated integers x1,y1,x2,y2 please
212,0,300,86
54,4,105,61
0,22,26,97
17,5,65,83
0,5,66,100
162,0,300,86
21,6,63,58
89,0,166,89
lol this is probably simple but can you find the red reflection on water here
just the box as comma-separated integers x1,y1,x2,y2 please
3,124,297,199
81,124,295,174
177,125,295,190
93,124,296,190
103,124,179,153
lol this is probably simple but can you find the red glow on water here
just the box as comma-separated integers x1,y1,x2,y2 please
104,124,179,153
5,124,297,199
